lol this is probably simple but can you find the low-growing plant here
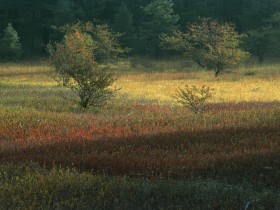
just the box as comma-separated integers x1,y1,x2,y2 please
174,84,214,114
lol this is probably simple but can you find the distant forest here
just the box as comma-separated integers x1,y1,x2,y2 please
0,0,280,60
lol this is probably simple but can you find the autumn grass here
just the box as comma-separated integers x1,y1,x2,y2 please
115,59,280,104
0,59,280,209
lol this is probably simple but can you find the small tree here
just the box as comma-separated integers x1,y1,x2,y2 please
161,18,249,76
48,30,117,108
0,23,22,60
174,84,214,114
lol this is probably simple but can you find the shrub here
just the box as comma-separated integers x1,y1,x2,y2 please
174,84,214,114
48,30,117,109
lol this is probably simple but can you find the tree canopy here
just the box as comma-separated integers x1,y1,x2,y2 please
0,0,280,60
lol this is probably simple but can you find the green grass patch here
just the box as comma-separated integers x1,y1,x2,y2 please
0,164,279,210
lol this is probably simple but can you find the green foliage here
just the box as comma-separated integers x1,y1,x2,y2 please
161,18,249,76
244,27,273,63
0,23,22,60
113,2,136,49
143,0,179,33
174,84,214,114
1,0,280,57
48,30,117,108
53,0,75,27
55,22,129,63
142,0,179,56
92,24,129,62
82,0,106,23
244,12,280,63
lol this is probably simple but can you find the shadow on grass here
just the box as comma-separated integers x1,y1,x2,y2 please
1,122,279,188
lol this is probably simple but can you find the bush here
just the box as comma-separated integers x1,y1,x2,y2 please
48,30,117,108
174,84,214,114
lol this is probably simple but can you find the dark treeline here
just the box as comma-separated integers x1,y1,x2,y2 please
0,0,280,60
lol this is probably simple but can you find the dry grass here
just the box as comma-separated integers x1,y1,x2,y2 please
117,61,280,104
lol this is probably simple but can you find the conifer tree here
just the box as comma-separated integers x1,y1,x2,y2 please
0,23,22,60
113,2,136,49
53,0,75,26
142,0,179,56
244,12,280,63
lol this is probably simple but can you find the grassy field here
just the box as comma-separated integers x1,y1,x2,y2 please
0,59,280,209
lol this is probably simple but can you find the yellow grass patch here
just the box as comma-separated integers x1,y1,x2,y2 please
117,70,280,104
0,63,55,86
0,61,280,104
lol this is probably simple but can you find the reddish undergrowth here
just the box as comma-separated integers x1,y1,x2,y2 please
1,102,280,186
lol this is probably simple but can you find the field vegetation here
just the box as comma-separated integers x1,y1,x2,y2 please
0,59,280,209
1,0,280,209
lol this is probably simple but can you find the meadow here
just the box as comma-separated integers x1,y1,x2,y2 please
0,59,280,209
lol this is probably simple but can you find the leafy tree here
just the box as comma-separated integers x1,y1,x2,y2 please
48,30,117,109
113,2,136,49
0,23,22,60
142,0,179,56
161,18,249,76
55,22,128,62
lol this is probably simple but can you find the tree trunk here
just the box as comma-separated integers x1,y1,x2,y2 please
215,68,221,77
257,54,264,63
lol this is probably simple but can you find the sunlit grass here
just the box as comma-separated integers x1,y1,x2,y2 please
0,62,55,86
1,59,280,106
117,65,280,104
